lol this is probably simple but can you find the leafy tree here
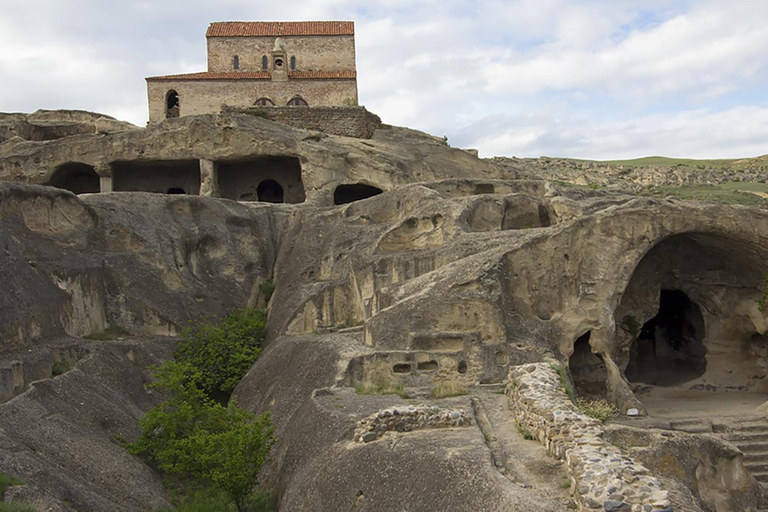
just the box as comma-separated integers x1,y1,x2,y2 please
127,363,274,512
175,308,266,399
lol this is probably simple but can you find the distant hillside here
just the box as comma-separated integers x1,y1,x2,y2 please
490,154,768,206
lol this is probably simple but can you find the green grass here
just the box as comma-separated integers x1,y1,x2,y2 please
84,325,130,341
0,473,24,500
550,364,576,403
354,382,410,398
553,154,768,171
516,422,534,440
0,503,36,512
155,485,273,512
430,381,468,399
576,398,619,423
639,184,765,206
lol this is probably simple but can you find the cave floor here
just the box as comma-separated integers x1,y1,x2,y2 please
636,386,768,418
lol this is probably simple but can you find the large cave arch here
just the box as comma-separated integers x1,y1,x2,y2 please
45,163,100,194
615,232,768,392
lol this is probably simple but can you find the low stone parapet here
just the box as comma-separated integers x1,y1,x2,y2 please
354,405,471,443
222,106,382,139
508,363,672,512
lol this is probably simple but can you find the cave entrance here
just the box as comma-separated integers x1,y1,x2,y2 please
45,163,100,194
626,289,707,386
257,179,284,203
333,183,383,205
217,156,305,203
569,331,607,397
111,160,200,195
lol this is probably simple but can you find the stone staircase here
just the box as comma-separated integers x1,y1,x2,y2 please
665,416,768,484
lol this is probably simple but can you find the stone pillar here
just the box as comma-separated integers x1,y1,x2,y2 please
99,177,113,193
199,159,219,197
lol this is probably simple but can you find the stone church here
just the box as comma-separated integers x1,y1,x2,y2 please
146,21,358,124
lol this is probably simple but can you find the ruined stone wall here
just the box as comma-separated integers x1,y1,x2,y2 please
223,106,381,139
147,79,358,124
508,363,673,512
207,35,356,73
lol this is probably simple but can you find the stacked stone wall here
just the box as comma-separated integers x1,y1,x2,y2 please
508,363,672,512
354,404,470,443
224,106,382,139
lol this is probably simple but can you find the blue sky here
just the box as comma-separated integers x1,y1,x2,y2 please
1,0,767,159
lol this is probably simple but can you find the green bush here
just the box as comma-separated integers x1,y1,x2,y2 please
550,364,575,403
127,363,275,512
51,360,71,376
175,309,266,399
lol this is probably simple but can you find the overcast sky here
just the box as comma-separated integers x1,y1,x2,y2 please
2,0,767,159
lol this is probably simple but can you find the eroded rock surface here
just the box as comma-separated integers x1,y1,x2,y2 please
1,112,768,510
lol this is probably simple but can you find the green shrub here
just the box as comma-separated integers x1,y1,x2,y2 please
0,474,24,501
576,398,618,423
258,281,275,303
175,309,266,399
51,360,71,376
127,363,274,512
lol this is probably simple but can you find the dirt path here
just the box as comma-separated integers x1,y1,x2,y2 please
474,390,577,510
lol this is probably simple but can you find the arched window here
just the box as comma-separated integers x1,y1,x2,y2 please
274,58,284,69
233,55,239,70
262,55,268,70
166,90,180,119
287,96,309,107
290,56,296,70
46,163,100,194
257,179,284,203
254,97,275,107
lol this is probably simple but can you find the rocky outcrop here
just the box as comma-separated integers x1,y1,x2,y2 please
0,110,138,143
1,113,768,510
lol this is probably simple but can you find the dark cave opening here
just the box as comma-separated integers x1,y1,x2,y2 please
626,289,707,386
257,179,284,203
334,184,383,205
45,163,100,194
569,331,607,397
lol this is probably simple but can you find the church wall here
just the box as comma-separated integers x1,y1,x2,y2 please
147,79,358,124
207,35,356,73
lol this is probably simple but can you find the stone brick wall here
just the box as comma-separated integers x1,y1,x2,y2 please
147,79,358,124
207,35,356,73
354,405,471,443
223,106,382,139
508,363,673,512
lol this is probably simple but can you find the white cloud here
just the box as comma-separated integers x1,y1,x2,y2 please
0,0,767,158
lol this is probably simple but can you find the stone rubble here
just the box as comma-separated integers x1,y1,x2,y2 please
354,405,471,443
508,363,673,512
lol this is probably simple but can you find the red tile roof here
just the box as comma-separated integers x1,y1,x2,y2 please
206,21,354,37
146,70,356,81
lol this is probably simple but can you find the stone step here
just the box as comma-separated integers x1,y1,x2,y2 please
750,471,768,483
723,434,768,445
743,462,768,473
729,423,768,433
743,451,768,462
668,421,712,433
731,441,768,453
